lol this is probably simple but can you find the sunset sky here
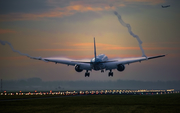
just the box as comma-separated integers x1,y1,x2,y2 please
0,0,180,81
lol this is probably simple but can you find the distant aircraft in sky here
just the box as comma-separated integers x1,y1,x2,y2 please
162,5,170,8
31,38,166,77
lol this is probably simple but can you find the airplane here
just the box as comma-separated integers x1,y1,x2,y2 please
161,5,170,8
30,38,166,77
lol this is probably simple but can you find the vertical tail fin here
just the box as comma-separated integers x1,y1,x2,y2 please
94,37,97,61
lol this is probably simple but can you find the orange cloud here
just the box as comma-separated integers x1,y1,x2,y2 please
144,47,180,50
35,48,91,51
71,43,180,51
0,0,165,22
144,42,180,47
36,42,180,52
0,4,114,22
0,29,16,34
69,43,140,50
118,4,126,7
0,9,73,22
65,5,104,12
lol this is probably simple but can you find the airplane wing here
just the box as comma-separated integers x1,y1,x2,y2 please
109,54,166,65
30,56,91,66
30,54,166,65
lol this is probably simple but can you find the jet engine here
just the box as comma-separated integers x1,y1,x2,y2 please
117,64,125,72
75,65,83,72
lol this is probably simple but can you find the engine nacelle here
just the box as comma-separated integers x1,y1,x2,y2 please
75,65,83,72
117,64,125,72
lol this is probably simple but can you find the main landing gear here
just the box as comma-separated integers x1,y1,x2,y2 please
101,70,104,73
85,70,90,77
108,70,113,77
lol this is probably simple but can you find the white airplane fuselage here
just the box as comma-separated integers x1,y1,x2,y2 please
90,54,108,70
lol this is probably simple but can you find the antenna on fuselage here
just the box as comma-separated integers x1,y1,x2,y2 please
94,37,97,61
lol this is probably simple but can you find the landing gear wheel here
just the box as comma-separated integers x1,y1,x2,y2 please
101,70,104,73
108,72,113,77
85,72,90,77
111,72,113,77
108,72,111,77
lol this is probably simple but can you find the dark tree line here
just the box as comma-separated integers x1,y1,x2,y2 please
2,77,180,91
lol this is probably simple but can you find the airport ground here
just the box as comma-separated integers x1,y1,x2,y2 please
0,93,180,113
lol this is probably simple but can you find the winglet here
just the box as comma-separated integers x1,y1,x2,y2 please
94,37,97,61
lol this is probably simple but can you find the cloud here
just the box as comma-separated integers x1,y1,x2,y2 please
143,42,180,48
125,0,166,5
0,3,115,22
37,43,139,51
0,9,73,22
68,43,180,51
118,4,126,7
144,47,180,50
0,29,16,34
35,48,90,51
0,0,165,22
35,42,180,52
62,43,139,50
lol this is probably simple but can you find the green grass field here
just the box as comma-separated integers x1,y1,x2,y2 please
0,94,180,113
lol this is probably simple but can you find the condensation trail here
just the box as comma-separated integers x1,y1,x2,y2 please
114,11,147,57
0,40,41,60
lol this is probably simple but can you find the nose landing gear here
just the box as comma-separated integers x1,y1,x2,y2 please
108,70,113,77
101,70,104,73
85,70,90,77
